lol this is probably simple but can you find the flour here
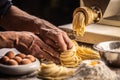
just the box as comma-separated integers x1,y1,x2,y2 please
111,48,120,52
67,60,119,80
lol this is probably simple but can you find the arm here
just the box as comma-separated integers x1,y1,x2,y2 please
0,1,73,52
0,6,40,34
0,5,59,35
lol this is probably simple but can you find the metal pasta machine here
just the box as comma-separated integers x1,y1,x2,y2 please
59,0,120,44
80,0,120,26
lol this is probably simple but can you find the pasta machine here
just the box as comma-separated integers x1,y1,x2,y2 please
59,0,120,44
81,0,120,26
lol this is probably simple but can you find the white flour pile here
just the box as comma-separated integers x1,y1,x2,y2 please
67,60,119,80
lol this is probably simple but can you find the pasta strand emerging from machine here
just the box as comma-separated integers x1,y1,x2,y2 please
72,6,102,36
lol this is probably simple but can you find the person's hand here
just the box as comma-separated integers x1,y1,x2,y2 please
0,5,73,52
38,19,73,52
0,31,60,64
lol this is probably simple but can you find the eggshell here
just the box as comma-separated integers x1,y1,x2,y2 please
21,58,32,65
0,56,10,64
7,59,18,65
25,55,36,62
13,56,22,64
5,51,15,59
16,53,26,59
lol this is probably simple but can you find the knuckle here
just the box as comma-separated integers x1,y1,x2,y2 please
44,39,49,44
62,31,67,35
54,32,62,39
60,45,67,52
55,32,61,36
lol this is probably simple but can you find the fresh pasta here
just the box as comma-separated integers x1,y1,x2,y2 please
72,12,85,36
38,62,75,80
37,41,101,79
72,7,100,36
60,43,82,68
76,46,100,60
60,40,100,68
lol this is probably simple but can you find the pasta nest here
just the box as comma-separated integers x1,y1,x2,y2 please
60,40,100,68
38,62,75,80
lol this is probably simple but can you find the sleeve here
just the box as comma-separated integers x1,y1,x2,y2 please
0,0,12,18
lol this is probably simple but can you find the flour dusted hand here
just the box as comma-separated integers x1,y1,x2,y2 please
0,31,60,64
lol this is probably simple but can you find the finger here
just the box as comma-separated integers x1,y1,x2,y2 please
38,48,60,64
62,32,73,49
54,33,67,52
28,43,43,57
39,28,68,52
47,30,67,52
15,41,31,55
42,37,59,49
29,43,60,64
35,39,60,58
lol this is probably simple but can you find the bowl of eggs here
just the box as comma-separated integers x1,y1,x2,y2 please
0,51,40,75
93,41,120,67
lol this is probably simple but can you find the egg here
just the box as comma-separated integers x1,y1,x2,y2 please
13,56,22,64
7,59,18,65
5,51,15,59
0,56,10,64
89,61,100,66
25,55,36,62
21,58,32,65
16,53,26,59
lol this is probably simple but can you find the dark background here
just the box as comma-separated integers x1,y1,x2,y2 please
12,0,80,26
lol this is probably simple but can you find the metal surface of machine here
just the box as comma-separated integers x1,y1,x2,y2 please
81,0,120,26
59,0,120,44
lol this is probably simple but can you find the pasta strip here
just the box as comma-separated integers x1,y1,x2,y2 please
72,7,100,36
60,40,100,68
